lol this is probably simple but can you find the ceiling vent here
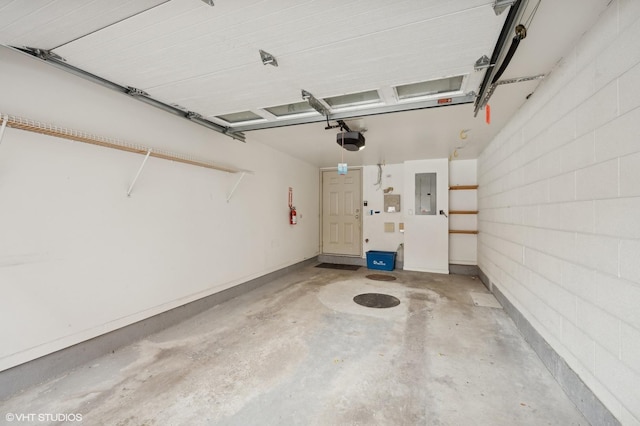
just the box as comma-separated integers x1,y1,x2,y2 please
336,131,365,151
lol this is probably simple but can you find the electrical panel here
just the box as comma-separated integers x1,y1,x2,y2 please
415,172,436,215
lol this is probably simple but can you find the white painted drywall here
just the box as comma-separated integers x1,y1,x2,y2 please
0,46,320,371
477,1,640,423
361,160,477,267
449,159,478,265
362,163,405,256
403,158,449,274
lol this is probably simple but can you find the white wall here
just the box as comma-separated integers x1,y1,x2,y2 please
362,163,405,255
477,2,640,424
0,47,320,371
449,159,478,265
361,160,478,267
403,158,449,273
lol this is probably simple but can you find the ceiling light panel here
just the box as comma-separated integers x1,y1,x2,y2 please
395,76,465,100
323,90,381,109
264,102,317,117
216,110,263,123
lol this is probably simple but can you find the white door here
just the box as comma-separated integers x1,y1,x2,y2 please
403,159,449,273
322,169,362,256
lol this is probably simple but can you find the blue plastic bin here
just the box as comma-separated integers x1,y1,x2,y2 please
366,251,396,271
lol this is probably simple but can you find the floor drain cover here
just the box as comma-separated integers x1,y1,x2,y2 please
353,293,400,308
366,274,397,281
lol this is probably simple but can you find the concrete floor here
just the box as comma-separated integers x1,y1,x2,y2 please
1,266,588,425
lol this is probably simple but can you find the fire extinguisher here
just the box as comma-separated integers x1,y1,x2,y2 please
288,187,297,225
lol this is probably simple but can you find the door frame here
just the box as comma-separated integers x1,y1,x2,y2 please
319,167,363,256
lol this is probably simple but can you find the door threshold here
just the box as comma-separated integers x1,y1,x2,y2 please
318,254,366,266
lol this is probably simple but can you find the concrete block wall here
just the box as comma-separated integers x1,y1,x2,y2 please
477,2,640,424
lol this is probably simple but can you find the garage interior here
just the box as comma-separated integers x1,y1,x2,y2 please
0,0,638,425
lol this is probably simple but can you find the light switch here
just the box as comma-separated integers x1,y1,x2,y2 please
384,222,395,233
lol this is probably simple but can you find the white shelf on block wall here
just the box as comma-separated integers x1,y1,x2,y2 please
448,185,478,234
449,160,478,266
449,185,478,190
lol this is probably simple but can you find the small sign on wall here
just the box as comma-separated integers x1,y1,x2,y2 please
384,194,401,213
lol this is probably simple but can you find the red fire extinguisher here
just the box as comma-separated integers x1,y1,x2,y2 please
290,206,297,225
289,187,297,225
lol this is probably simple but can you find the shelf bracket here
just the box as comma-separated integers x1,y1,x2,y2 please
227,172,246,202
0,115,8,145
127,149,152,197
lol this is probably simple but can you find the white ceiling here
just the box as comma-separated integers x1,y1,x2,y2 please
0,0,610,167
